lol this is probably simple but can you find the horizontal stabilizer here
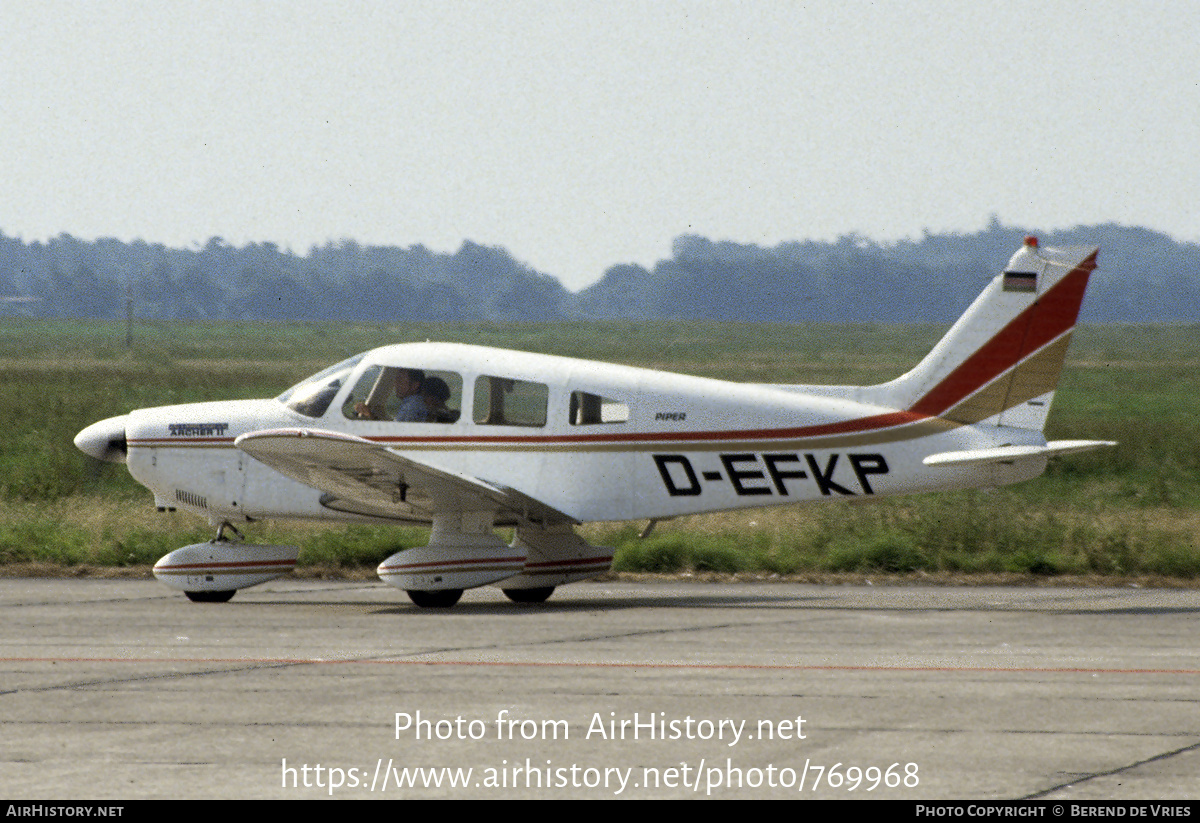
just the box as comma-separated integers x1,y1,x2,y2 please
923,440,1116,468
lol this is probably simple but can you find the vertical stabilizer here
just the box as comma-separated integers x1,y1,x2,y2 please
874,238,1097,431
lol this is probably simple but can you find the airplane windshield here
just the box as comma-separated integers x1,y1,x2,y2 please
276,354,365,418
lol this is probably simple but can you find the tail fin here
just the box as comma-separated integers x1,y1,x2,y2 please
875,237,1097,431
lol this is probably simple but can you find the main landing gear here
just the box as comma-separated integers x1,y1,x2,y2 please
185,589,236,603
406,589,464,608
382,520,611,609
502,587,555,604
404,586,557,608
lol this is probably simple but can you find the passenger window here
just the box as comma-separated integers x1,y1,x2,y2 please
342,366,462,423
474,376,548,427
570,391,630,425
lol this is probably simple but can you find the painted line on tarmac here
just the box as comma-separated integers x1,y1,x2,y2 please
5,656,1200,675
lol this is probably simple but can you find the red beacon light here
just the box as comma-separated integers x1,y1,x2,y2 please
1024,235,1039,247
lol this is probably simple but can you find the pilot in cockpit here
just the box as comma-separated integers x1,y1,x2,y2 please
355,368,427,421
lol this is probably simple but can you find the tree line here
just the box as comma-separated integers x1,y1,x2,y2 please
2,220,1197,323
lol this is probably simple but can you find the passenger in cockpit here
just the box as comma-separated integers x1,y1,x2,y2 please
421,376,457,423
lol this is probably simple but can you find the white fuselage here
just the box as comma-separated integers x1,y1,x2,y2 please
120,342,1046,527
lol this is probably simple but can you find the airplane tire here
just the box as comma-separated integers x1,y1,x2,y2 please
502,586,555,604
407,589,463,608
185,590,236,603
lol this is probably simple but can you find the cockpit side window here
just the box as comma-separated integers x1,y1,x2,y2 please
473,376,548,427
277,354,364,418
342,366,463,424
569,391,630,425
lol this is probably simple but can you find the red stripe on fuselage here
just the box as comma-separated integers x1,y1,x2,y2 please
366,409,928,445
127,409,930,449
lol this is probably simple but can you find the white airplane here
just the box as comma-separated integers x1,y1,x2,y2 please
75,237,1113,607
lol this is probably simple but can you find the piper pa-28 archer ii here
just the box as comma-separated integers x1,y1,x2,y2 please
75,238,1113,607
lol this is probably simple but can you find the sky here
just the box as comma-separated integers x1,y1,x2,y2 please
4,1,1198,290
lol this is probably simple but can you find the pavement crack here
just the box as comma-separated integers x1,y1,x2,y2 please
1023,738,1200,799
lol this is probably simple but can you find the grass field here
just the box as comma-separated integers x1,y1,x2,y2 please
2,317,1198,582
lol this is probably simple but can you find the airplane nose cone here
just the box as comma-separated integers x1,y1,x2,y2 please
74,415,129,463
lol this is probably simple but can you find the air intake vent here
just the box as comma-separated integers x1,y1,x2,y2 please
175,489,208,509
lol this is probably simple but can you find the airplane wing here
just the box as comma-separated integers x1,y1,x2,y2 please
234,428,577,527
923,439,1116,468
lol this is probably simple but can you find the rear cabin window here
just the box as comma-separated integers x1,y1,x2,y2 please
473,376,548,427
342,366,462,424
570,391,629,425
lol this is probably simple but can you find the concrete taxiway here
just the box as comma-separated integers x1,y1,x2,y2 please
1,578,1198,799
